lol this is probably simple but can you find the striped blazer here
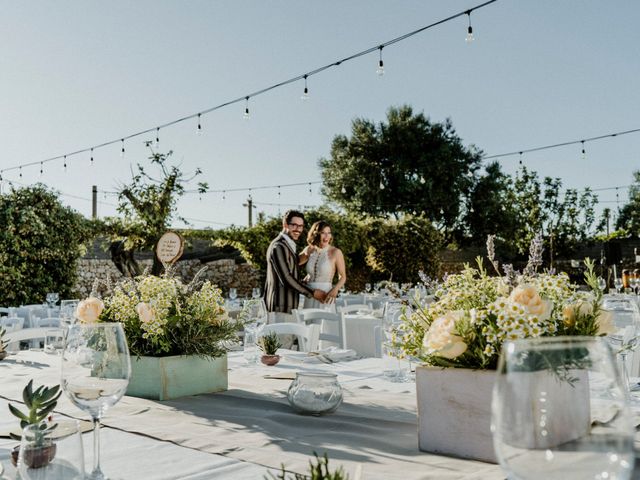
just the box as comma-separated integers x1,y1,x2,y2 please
264,235,314,313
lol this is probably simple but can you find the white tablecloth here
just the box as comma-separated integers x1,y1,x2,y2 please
0,350,508,479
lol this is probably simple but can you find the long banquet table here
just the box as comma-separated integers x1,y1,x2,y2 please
0,350,513,479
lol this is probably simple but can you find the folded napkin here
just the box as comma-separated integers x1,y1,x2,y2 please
308,346,358,363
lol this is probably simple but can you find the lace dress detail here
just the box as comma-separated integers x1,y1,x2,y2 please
303,247,336,310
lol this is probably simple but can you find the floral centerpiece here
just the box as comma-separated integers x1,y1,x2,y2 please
399,234,613,369
76,270,238,400
402,235,615,463
76,271,237,358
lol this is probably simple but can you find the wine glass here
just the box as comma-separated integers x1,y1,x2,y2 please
614,277,623,294
228,288,238,301
597,277,607,293
46,292,59,308
241,298,268,327
492,337,634,480
17,420,85,480
61,323,131,480
365,283,372,293
603,296,640,395
252,287,261,299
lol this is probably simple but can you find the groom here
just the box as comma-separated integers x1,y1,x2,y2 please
264,209,326,318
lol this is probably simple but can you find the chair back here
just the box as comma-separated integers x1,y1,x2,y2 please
35,317,61,328
296,310,344,349
0,316,24,332
291,308,327,323
260,323,320,352
338,303,373,314
340,294,365,307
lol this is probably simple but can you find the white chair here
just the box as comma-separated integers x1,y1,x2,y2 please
34,317,61,328
340,294,365,307
338,304,373,314
260,323,320,352
295,310,344,349
0,316,24,332
4,327,64,352
292,308,327,323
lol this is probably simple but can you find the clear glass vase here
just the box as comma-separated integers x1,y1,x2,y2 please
287,372,343,415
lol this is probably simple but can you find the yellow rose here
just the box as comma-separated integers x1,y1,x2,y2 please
596,310,616,336
75,297,104,324
136,302,155,324
423,311,467,359
509,285,550,319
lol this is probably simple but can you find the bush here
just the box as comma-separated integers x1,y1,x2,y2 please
0,185,95,305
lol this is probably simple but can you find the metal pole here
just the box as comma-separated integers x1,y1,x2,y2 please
92,185,98,219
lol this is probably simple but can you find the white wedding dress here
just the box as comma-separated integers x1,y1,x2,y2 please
304,246,335,309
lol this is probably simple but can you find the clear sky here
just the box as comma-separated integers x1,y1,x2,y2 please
0,1,638,229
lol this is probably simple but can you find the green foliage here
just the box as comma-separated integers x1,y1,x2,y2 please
258,332,282,355
365,215,441,283
319,105,482,231
266,453,349,480
0,185,95,305
615,171,640,235
9,380,61,442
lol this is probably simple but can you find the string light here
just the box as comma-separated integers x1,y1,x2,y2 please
308,182,312,195
63,155,67,172
90,148,94,166
278,186,281,199
581,140,586,160
222,190,226,201
301,75,309,101
243,97,250,120
19,167,22,179
465,11,475,43
376,46,385,76
120,139,125,158
40,162,43,175
518,152,523,165
197,113,202,135
156,128,160,146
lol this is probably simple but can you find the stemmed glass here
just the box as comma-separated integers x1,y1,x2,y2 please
252,287,261,299
228,288,238,301
603,296,640,396
46,292,59,308
381,302,409,382
241,299,268,364
61,323,131,480
365,283,372,294
492,337,634,480
614,277,623,294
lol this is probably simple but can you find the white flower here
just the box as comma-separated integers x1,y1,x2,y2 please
422,311,467,359
509,284,551,319
76,297,104,324
136,302,155,324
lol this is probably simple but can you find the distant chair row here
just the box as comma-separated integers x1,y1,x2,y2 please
0,317,62,332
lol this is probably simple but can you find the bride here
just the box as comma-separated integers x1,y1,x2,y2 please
299,220,347,307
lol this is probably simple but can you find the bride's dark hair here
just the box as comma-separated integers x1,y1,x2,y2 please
307,221,331,247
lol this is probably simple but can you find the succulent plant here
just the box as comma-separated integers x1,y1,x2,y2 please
9,380,61,444
258,332,282,356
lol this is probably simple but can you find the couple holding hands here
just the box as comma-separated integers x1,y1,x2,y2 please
263,210,346,317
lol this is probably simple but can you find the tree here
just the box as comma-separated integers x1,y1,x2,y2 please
615,171,640,235
0,185,95,305
463,161,516,245
103,148,207,276
319,105,482,234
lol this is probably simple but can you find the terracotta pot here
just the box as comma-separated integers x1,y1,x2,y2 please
260,354,281,366
11,443,57,468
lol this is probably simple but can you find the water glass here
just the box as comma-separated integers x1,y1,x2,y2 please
492,337,634,480
46,292,59,308
228,288,238,301
243,325,259,364
44,329,65,354
252,287,261,299
17,420,85,480
381,342,409,383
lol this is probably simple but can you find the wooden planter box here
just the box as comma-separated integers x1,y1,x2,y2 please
416,366,497,463
127,354,228,401
416,366,590,464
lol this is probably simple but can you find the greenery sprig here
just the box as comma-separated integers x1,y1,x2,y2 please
265,453,349,480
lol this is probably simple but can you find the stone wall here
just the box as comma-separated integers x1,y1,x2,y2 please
74,258,262,298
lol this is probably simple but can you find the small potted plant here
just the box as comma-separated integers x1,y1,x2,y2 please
259,332,282,366
9,380,61,468
0,327,8,361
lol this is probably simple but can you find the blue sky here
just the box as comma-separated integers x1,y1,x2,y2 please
0,1,637,228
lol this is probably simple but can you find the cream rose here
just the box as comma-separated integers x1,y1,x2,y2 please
422,311,467,359
136,302,155,324
75,297,104,323
563,296,595,326
509,284,551,319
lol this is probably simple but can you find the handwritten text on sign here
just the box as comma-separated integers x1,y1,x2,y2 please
156,231,184,264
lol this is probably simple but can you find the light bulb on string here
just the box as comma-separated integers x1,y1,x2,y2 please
243,97,250,120
121,139,125,158
222,190,226,201
465,11,475,43
156,128,160,146
63,155,67,172
581,140,586,160
90,148,94,166
301,75,309,101
19,166,22,178
278,186,281,199
197,114,202,135
518,152,523,165
40,162,44,175
376,46,385,76
308,182,312,195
